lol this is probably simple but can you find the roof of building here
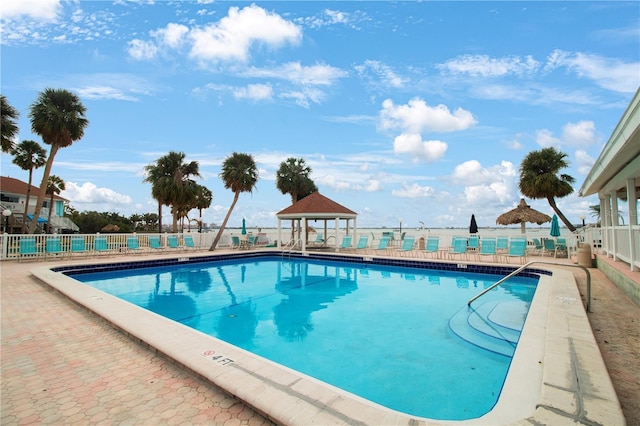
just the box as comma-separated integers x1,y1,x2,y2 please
276,192,357,219
0,176,68,201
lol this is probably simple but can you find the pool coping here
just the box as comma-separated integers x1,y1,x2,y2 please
30,251,625,425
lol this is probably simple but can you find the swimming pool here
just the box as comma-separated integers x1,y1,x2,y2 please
34,251,624,425
64,254,537,420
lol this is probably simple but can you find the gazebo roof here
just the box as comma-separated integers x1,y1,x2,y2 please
276,192,357,220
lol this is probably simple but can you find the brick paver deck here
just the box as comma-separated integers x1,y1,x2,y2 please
1,259,274,426
1,252,638,425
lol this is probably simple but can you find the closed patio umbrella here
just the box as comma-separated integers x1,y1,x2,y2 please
241,218,247,235
496,198,551,234
469,214,478,234
550,214,561,237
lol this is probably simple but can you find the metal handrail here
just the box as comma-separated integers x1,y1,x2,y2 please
467,260,592,312
282,238,303,259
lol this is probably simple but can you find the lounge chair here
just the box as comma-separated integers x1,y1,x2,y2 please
310,233,324,246
184,235,197,250
246,235,258,249
542,239,556,257
467,235,480,251
231,236,241,249
167,235,182,250
45,237,65,258
127,236,144,254
530,238,543,255
149,236,165,252
448,237,468,260
556,238,568,257
396,236,415,256
352,235,369,252
476,238,497,262
503,238,527,264
70,237,89,257
496,236,509,253
19,237,39,261
371,236,391,255
94,236,112,255
338,235,353,251
423,236,440,259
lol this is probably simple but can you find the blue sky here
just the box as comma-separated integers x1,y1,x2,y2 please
1,1,639,230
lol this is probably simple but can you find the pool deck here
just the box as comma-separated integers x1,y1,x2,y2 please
1,249,638,425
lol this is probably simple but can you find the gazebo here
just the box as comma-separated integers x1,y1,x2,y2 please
276,192,358,252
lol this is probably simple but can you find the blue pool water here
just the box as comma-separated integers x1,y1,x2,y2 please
70,255,538,420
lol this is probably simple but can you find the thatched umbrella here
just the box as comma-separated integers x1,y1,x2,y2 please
496,198,551,234
101,224,120,232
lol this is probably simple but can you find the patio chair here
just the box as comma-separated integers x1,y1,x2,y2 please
371,236,391,255
19,237,39,261
231,236,241,249
503,238,527,264
246,235,258,248
149,236,165,252
496,236,509,253
542,239,557,257
167,235,182,250
45,237,65,258
467,235,480,251
94,236,112,255
423,236,440,259
396,236,415,256
448,238,468,260
127,236,144,254
556,238,568,257
530,238,543,255
70,237,89,257
310,233,324,246
184,235,197,250
476,238,497,262
339,235,353,250
352,235,369,251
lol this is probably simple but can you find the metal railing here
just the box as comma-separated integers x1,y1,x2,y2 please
467,260,592,312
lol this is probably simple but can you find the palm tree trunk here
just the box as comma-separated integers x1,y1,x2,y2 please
209,191,239,251
27,146,58,234
22,169,33,233
47,193,54,233
157,202,162,233
547,196,576,232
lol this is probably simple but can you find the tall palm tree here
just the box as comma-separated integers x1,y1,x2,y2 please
1,95,20,153
276,157,317,239
12,140,47,232
192,184,212,233
519,147,576,232
276,157,317,203
209,152,258,251
143,151,200,232
27,88,88,233
45,175,65,233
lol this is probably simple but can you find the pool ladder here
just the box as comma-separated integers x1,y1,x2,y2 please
282,238,303,260
467,260,592,312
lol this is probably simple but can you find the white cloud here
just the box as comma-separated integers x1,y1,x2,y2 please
188,4,302,64
544,49,640,94
379,98,477,134
354,60,407,89
575,149,595,175
562,120,596,147
127,39,158,61
151,23,189,49
437,54,540,77
451,160,517,206
232,84,273,101
243,62,347,86
393,134,448,163
392,183,435,198
1,0,60,21
74,85,140,102
535,129,562,148
62,182,133,206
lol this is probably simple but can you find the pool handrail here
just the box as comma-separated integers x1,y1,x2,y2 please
468,260,592,312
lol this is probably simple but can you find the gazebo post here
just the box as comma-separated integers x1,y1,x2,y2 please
301,217,307,252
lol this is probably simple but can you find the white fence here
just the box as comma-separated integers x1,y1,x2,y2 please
574,224,640,271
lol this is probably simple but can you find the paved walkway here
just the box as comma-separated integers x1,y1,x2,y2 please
1,259,274,426
1,253,639,425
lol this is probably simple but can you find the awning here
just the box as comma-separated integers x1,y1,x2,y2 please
27,214,47,223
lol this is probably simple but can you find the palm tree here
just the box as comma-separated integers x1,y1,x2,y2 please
144,151,200,233
276,157,317,203
209,152,259,250
12,140,47,232
1,95,20,153
27,88,88,233
192,184,212,233
276,157,317,240
519,147,576,232
45,175,65,233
